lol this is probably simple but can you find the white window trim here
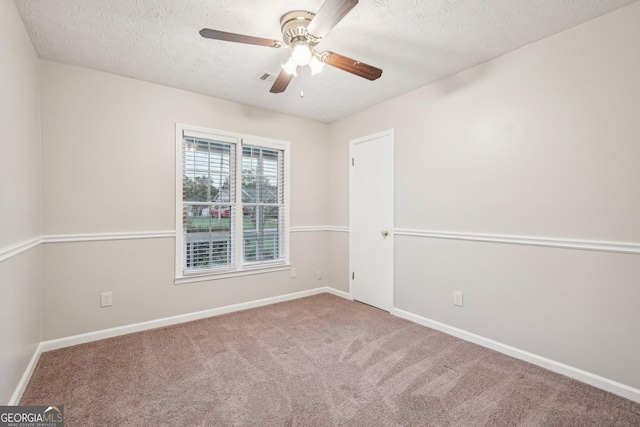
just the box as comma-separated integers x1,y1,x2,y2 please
175,123,291,284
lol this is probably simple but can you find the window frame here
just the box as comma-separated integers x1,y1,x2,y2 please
175,123,290,284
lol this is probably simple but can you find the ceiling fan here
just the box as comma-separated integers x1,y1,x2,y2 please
199,0,383,94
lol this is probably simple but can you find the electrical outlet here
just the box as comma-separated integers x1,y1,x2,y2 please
101,292,112,307
453,291,463,307
317,270,323,280
290,267,297,279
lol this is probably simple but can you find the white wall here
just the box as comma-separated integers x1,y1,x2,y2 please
0,0,42,404
328,2,640,391
40,61,330,340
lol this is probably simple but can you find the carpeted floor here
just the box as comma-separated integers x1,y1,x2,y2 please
21,293,640,426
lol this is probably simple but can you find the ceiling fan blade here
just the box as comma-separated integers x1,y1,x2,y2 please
270,70,295,93
199,29,282,48
324,52,383,81
306,0,359,39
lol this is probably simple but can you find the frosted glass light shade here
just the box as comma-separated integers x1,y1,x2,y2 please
309,55,324,75
291,43,312,66
281,58,298,76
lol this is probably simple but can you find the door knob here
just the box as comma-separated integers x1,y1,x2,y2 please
381,230,389,237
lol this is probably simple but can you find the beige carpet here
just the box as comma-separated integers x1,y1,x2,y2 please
21,293,640,426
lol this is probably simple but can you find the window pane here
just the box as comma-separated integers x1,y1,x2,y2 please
183,138,232,202
243,206,280,262
183,134,237,273
241,146,280,204
184,204,233,269
186,240,230,269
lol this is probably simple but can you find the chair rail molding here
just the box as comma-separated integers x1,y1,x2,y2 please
42,231,176,243
2,228,351,263
291,226,349,233
394,229,640,255
0,237,41,263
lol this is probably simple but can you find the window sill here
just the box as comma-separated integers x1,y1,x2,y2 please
175,263,291,285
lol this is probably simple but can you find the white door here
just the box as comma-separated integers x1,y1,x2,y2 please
350,129,394,311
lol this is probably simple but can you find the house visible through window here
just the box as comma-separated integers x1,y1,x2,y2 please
177,125,289,281
242,145,282,263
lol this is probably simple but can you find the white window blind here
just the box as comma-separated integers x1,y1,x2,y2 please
177,125,289,279
241,145,285,264
182,136,236,271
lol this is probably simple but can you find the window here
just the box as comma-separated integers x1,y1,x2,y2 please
176,124,289,283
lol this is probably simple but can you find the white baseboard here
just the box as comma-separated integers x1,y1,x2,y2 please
8,342,43,405
18,289,635,407
391,307,640,403
324,287,352,300
41,287,336,352
13,287,347,403
40,287,351,353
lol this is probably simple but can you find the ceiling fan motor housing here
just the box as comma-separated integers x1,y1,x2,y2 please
280,11,318,46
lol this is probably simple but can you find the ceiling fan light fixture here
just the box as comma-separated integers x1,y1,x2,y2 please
309,54,324,75
281,58,298,76
291,41,313,66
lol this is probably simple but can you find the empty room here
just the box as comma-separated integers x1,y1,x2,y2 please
1,0,639,425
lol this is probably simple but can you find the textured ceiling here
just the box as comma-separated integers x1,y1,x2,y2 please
14,0,638,123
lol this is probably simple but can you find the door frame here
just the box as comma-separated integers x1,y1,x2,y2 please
348,128,395,309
